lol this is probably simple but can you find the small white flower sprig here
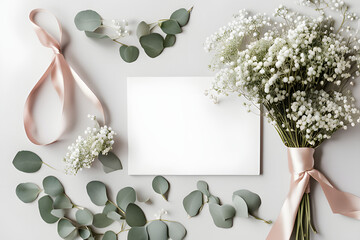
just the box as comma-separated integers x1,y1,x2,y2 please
64,114,121,175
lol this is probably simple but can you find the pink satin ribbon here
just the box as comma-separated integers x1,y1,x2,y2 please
267,148,360,240
24,9,105,145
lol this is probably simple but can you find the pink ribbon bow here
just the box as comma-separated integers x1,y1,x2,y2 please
267,148,360,240
24,9,105,145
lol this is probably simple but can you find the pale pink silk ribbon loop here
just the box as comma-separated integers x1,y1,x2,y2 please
24,9,105,145
267,147,360,240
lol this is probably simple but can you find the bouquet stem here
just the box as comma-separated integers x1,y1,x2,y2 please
295,193,317,240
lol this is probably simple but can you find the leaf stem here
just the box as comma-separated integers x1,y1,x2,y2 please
250,214,272,224
113,39,128,47
188,6,194,13
108,200,126,217
42,161,58,171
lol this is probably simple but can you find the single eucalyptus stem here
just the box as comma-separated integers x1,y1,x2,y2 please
112,39,128,47
250,214,272,224
42,161,58,171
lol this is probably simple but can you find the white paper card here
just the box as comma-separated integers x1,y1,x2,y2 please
127,77,260,175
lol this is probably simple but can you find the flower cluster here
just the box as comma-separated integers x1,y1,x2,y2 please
101,19,129,40
64,115,116,175
205,0,360,147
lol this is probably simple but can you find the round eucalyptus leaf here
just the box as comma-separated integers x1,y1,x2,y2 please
233,189,261,213
119,46,140,63
125,203,147,227
92,213,114,228
152,176,169,196
43,176,64,197
103,231,117,240
164,34,176,48
13,151,42,173
167,222,187,240
103,202,117,215
53,194,73,209
85,31,108,39
208,195,220,204
209,203,235,229
140,33,164,58
57,218,76,238
76,208,93,226
74,10,102,31
38,195,59,224
107,211,122,221
79,229,91,239
116,187,136,212
51,209,65,218
136,21,150,38
88,237,95,240
16,183,40,203
86,181,108,206
233,195,249,218
197,180,210,197
127,227,148,240
170,8,190,27
183,190,203,217
160,20,182,35
147,220,168,240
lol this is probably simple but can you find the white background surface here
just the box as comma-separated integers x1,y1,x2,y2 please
127,77,260,175
1,0,360,239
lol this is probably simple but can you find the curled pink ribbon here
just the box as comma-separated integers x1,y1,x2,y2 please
267,148,360,240
24,9,105,145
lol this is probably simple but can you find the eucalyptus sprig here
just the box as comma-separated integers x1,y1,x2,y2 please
74,7,193,63
183,180,271,229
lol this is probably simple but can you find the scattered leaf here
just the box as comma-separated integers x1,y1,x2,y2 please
233,190,261,213
107,211,122,221
128,227,148,240
16,183,40,203
126,203,147,227
74,10,102,31
57,218,76,238
53,194,73,209
38,195,59,224
136,21,150,38
93,213,114,228
233,195,249,218
208,195,220,204
98,152,123,172
86,181,108,206
183,190,203,217
170,8,191,27
197,180,210,197
76,208,93,226
119,46,140,63
43,176,64,197
160,19,182,35
85,31,108,39
209,204,235,228
116,187,136,212
79,229,91,239
164,34,176,47
51,209,65,218
13,151,42,173
147,220,168,240
152,176,169,199
140,33,164,58
103,202,118,215
167,222,187,240
103,231,117,240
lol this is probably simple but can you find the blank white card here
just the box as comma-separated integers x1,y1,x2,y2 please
127,77,260,175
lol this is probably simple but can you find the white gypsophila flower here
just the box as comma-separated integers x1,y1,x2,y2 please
64,115,116,175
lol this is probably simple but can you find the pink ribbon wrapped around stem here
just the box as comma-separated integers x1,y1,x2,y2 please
267,148,360,240
24,9,105,145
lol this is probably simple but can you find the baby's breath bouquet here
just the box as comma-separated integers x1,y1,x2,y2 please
205,1,360,239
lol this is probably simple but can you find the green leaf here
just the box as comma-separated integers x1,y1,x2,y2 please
93,213,114,228
136,21,150,38
16,183,40,203
51,209,65,218
85,31,108,39
38,195,59,224
86,181,108,206
116,187,136,212
76,208,93,226
233,189,261,213
13,151,42,173
43,176,64,197
167,222,187,240
140,33,164,58
74,10,102,31
119,46,140,63
209,203,235,228
126,203,147,227
98,152,123,173
164,34,176,48
183,190,203,217
79,229,91,239
103,231,117,240
208,195,220,204
147,221,168,240
53,194,73,209
57,218,76,239
197,180,210,197
128,227,148,240
160,20,182,35
233,195,249,218
103,202,118,215
107,211,122,221
152,176,169,198
170,8,191,27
